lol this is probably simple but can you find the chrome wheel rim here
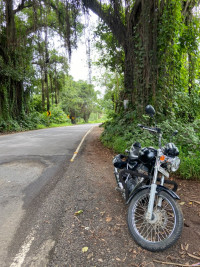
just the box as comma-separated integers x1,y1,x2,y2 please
132,193,176,243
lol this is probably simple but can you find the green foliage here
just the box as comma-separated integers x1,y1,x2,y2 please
1,0,200,182
94,22,124,73
49,105,69,124
91,1,200,181
31,95,43,113
60,76,99,123
101,114,200,180
89,112,106,123
179,151,200,179
0,119,21,132
0,0,84,125
156,1,200,117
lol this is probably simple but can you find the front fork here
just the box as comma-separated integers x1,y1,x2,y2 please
114,167,124,189
146,155,164,220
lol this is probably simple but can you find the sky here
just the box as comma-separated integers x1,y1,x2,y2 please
69,40,89,82
14,0,105,96
52,11,106,96
68,12,106,96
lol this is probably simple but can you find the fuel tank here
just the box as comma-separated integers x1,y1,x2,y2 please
138,147,157,165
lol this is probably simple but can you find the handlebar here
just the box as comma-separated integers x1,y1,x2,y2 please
137,124,161,134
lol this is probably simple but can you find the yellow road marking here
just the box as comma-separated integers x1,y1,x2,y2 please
70,126,94,162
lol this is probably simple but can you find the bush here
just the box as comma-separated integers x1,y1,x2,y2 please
0,119,21,132
49,106,69,124
101,113,200,180
179,151,200,179
0,106,71,133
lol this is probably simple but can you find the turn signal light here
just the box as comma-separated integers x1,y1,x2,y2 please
160,155,165,161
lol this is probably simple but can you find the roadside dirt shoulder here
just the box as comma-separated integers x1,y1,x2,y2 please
49,126,200,267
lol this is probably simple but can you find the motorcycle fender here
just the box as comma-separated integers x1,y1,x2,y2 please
126,184,180,205
156,185,180,200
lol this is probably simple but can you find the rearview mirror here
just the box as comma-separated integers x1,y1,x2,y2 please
172,130,178,136
145,105,155,118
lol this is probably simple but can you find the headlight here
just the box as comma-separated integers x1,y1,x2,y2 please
168,157,180,172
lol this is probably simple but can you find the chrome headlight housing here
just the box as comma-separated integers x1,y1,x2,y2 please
167,157,180,172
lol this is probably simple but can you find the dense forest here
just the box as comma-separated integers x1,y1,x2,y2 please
0,0,101,129
0,0,200,179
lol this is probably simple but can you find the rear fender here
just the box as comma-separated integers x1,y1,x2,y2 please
126,184,180,205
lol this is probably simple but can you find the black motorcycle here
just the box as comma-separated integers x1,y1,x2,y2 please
113,105,183,252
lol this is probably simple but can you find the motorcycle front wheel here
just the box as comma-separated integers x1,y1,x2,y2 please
127,189,183,252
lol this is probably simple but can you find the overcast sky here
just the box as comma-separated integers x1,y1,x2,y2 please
52,11,106,96
69,40,88,81
69,12,106,96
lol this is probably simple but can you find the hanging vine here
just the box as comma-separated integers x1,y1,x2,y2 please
0,0,83,122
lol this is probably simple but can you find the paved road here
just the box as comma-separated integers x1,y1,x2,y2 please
0,124,97,267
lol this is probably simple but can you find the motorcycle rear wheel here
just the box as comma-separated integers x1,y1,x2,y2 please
127,189,183,251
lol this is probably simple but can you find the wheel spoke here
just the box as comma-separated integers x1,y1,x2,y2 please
130,190,180,244
137,204,147,212
134,210,145,217
145,224,154,240
135,222,146,229
135,218,144,223
161,225,171,238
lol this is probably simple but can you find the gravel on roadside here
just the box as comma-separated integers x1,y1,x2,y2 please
48,126,200,267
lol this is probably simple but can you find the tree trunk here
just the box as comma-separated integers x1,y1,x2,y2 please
127,0,159,114
54,65,59,105
44,25,50,111
82,0,160,115
45,71,50,111
49,73,54,106
83,112,90,123
5,0,16,46
41,69,45,111
4,0,25,119
0,84,9,121
14,80,24,118
123,40,135,105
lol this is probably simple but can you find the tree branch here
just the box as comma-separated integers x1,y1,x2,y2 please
14,0,33,14
25,21,58,36
82,0,126,46
182,0,200,23
129,0,141,24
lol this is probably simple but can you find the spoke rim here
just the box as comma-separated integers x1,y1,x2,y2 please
131,193,176,243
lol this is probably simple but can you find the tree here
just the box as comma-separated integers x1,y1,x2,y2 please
0,0,82,123
61,76,98,123
1,0,199,127
81,0,200,116
0,0,32,120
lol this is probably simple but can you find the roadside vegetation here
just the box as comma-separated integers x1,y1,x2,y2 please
92,2,200,180
0,1,200,179
0,75,104,132
101,113,200,180
0,1,104,133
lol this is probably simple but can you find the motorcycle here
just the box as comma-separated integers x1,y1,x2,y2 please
113,105,183,252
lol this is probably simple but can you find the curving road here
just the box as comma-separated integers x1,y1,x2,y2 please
0,124,98,267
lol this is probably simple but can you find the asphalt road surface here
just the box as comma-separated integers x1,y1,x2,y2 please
0,124,98,267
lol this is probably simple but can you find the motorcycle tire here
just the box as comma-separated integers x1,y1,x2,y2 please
127,189,183,252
